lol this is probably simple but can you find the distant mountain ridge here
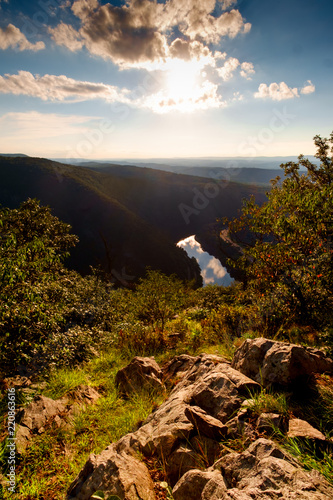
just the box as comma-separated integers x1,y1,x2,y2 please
0,153,29,158
0,156,267,283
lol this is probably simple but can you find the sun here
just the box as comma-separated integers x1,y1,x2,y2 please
165,59,201,101
144,56,221,113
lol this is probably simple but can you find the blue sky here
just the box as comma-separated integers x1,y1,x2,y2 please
0,0,332,159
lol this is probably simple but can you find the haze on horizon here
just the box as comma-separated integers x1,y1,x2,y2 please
0,0,332,160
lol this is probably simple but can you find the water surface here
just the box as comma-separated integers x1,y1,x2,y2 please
177,235,233,286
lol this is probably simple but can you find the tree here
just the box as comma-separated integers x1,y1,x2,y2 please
223,133,333,327
0,199,78,369
134,269,187,331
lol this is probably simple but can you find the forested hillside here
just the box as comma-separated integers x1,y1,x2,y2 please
0,156,266,282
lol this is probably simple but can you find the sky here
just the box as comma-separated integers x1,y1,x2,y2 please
0,0,332,159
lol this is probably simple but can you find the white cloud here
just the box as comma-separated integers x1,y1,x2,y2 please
177,235,204,253
240,61,255,79
49,0,251,67
301,80,315,95
233,91,243,101
254,81,299,101
140,79,225,113
207,257,227,278
201,269,215,285
0,71,130,103
49,22,84,52
0,24,45,51
219,0,237,9
217,57,240,81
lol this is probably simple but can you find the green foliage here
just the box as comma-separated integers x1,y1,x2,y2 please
244,387,289,418
0,199,78,371
280,437,333,486
134,269,188,331
224,133,333,331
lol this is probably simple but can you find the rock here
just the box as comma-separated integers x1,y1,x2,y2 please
18,395,66,434
256,413,285,433
185,405,228,440
232,338,333,388
69,350,333,499
232,338,275,382
167,444,200,486
170,354,231,391
225,409,256,440
16,425,31,454
174,438,333,499
67,444,155,500
172,469,224,500
214,438,333,499
162,354,197,382
130,356,257,458
189,367,252,423
201,476,229,500
61,385,101,406
288,418,326,441
190,436,222,467
115,356,165,397
3,375,32,389
133,395,194,457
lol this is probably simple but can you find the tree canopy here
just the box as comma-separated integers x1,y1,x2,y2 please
224,133,333,327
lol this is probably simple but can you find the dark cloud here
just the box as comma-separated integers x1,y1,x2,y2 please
50,0,251,67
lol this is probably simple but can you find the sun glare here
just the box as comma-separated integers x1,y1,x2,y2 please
166,59,201,101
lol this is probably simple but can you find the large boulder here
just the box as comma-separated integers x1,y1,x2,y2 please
232,338,333,388
130,355,259,457
67,444,155,500
115,356,165,397
173,438,333,499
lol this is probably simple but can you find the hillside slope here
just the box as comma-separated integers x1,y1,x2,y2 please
0,156,267,281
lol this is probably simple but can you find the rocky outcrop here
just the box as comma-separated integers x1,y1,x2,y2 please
16,395,66,453
16,386,101,454
173,439,333,499
67,444,155,500
232,337,333,388
67,347,333,500
115,356,165,397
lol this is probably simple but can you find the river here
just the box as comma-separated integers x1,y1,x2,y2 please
177,235,233,286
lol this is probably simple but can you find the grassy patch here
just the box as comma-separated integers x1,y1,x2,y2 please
280,437,333,486
1,350,167,500
243,387,289,418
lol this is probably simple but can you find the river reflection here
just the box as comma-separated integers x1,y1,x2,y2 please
177,235,233,286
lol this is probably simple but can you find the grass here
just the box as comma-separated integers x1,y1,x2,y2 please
1,295,333,499
243,387,289,418
0,350,167,500
279,436,333,486
43,367,89,400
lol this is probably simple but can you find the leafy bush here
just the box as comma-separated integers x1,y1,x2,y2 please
224,133,333,333
133,269,189,331
0,199,78,371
